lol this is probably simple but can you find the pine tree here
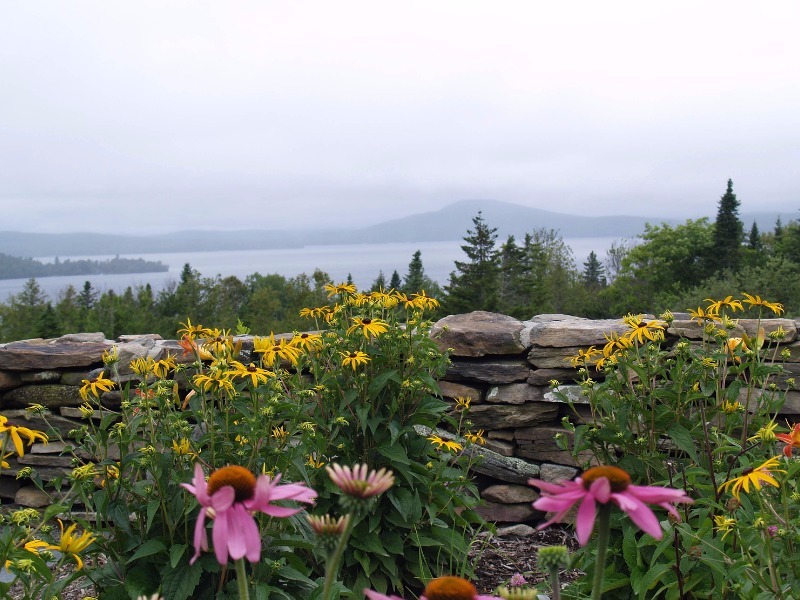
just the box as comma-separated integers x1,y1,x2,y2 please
711,179,744,272
403,250,426,293
443,211,500,313
582,251,606,287
371,270,386,291
389,270,402,291
497,236,528,317
747,222,762,251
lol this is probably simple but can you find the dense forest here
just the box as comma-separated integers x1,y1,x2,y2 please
0,180,797,342
0,253,168,279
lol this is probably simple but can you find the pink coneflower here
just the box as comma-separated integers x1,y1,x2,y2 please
181,463,316,565
529,465,693,546
365,575,502,600
326,463,394,499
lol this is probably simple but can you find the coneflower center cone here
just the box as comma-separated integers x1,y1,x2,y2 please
581,465,632,492
423,576,477,600
207,465,257,502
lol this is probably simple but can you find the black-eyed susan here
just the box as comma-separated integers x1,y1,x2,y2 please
253,333,301,367
172,438,196,457
688,305,722,325
428,434,463,453
465,430,486,445
341,350,370,370
193,371,235,395
567,346,601,368
705,296,743,314
201,329,235,357
347,316,389,339
291,331,323,352
410,290,440,311
130,357,156,378
742,293,784,315
177,318,213,340
713,515,736,541
228,361,274,387
299,306,331,320
46,519,96,570
79,371,115,402
152,354,177,379
718,456,785,500
623,314,666,344
0,415,48,457
323,282,357,298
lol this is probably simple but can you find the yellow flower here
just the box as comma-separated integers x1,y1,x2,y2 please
130,357,156,377
291,331,323,353
568,346,601,368
0,415,48,457
172,438,196,457
45,520,95,570
201,329,235,357
192,371,235,395
748,420,779,443
253,333,301,367
71,463,98,481
101,346,119,366
718,456,785,500
428,434,463,453
152,354,177,379
306,454,325,469
323,282,357,298
299,306,331,320
272,426,289,443
622,314,666,344
465,430,486,445
721,401,742,414
714,515,736,541
454,396,472,411
688,306,721,324
347,316,389,339
227,361,274,387
341,350,370,370
410,291,440,311
79,371,115,402
741,293,784,315
177,318,213,340
705,296,743,314
1,452,12,469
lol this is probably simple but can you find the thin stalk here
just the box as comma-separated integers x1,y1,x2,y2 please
549,568,562,600
235,558,251,600
591,504,612,600
322,514,356,600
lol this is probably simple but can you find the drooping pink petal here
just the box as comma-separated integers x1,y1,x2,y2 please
528,478,583,495
589,476,611,504
210,486,235,513
613,492,663,539
190,507,209,565
221,503,259,561
212,504,231,565
575,494,598,546
364,590,405,600
182,462,211,506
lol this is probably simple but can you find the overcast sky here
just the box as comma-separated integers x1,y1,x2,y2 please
1,1,798,234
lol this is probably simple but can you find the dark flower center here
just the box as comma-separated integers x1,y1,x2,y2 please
362,318,372,325
423,576,476,600
581,465,631,492
207,465,256,502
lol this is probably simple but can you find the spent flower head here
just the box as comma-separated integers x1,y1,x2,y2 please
326,463,394,500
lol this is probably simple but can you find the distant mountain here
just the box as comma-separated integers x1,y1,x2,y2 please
0,200,793,258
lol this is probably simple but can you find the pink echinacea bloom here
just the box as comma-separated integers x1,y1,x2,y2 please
365,575,501,600
181,463,316,565
529,465,693,546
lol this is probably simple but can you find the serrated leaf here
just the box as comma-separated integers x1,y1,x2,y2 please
161,560,203,600
127,538,167,564
622,525,639,571
638,563,671,599
667,423,700,464
169,543,187,568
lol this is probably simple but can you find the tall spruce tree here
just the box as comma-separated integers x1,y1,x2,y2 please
389,270,402,291
747,221,762,250
403,250,427,293
712,179,744,272
443,211,500,313
582,251,606,287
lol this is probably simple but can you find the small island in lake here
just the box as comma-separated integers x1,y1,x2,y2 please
0,253,169,280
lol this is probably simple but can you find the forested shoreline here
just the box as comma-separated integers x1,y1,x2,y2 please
0,253,168,279
1,181,797,342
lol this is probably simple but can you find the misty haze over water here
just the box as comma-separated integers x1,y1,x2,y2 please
0,237,622,302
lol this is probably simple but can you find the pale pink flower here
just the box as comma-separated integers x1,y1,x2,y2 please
326,463,394,498
181,463,316,564
365,575,501,599
529,465,693,546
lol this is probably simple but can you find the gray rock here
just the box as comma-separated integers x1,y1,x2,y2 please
468,403,558,429
516,426,595,468
527,368,578,385
15,486,55,508
2,384,83,409
446,359,531,384
117,334,163,343
528,317,628,348
543,385,590,405
0,370,21,390
18,454,74,468
438,381,484,404
484,438,515,456
432,312,527,357
20,370,62,383
667,320,705,340
539,463,579,483
527,345,591,369
0,477,22,499
481,484,539,504
487,429,515,441
0,339,110,370
475,501,540,523
0,409,83,438
58,333,107,343
739,318,797,343
486,383,546,405
495,524,537,537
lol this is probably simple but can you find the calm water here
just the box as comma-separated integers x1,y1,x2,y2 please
0,237,622,301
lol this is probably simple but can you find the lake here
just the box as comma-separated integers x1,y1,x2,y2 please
0,237,624,301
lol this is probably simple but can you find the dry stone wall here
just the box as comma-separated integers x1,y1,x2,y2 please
2,312,799,527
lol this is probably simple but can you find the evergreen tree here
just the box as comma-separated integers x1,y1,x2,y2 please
497,235,528,317
443,211,500,313
371,270,386,291
36,302,61,338
403,250,426,293
582,251,606,287
389,270,402,291
747,221,762,250
711,179,744,272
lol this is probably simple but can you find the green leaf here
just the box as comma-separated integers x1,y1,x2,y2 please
387,487,414,521
350,531,388,556
377,443,410,465
638,563,672,600
124,563,161,599
622,525,639,571
127,538,167,564
161,559,203,600
667,423,700,464
169,543,187,568
368,369,399,398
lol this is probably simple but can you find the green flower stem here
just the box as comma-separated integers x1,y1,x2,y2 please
235,557,250,600
549,568,561,600
322,514,356,600
591,504,612,600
